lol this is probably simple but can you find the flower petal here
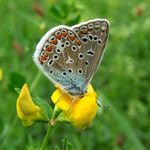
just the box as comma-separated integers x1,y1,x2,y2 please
51,87,72,111
16,83,45,127
51,84,98,129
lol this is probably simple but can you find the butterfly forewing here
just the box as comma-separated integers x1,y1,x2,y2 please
72,19,109,86
33,25,87,95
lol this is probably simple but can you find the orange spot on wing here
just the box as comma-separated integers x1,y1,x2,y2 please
50,39,58,45
39,58,43,64
62,32,67,37
45,45,53,52
40,52,49,63
55,33,62,40
69,35,76,41
75,39,81,45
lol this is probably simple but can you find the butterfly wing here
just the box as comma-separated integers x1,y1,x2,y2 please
33,25,87,95
72,19,109,86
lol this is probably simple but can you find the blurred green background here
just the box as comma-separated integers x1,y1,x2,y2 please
0,0,150,149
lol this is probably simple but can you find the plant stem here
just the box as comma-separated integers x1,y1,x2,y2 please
40,125,53,150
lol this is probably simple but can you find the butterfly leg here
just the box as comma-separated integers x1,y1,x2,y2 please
67,96,78,112
54,90,68,105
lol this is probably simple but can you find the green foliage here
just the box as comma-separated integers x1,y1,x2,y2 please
49,0,82,26
33,97,53,120
0,0,150,149
9,72,26,91
54,136,73,150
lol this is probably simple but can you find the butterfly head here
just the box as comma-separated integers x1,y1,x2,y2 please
66,82,87,96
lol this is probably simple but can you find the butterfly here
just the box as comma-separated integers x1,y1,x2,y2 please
33,19,109,97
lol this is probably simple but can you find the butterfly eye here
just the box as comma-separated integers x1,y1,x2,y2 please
78,69,83,74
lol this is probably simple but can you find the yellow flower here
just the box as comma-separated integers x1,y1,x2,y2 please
51,84,98,129
0,68,3,81
16,84,45,127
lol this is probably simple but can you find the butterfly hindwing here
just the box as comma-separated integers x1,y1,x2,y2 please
72,19,109,86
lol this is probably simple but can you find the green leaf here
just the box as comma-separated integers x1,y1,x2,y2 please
33,97,53,120
49,0,81,25
62,136,68,150
67,142,73,150
55,145,60,150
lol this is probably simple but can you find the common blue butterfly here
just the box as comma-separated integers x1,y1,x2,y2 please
33,19,109,97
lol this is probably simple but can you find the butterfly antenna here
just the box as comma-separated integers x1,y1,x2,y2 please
55,89,68,105
97,98,112,110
